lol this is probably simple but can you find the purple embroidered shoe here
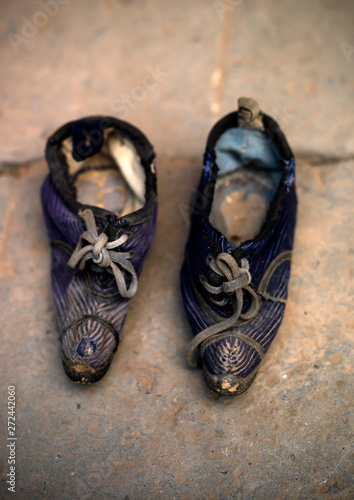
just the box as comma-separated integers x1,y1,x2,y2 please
41,116,157,383
180,98,297,395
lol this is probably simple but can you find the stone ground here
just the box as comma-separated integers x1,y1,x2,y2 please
0,1,353,499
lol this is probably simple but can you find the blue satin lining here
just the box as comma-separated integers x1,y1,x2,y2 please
213,128,284,248
215,127,281,174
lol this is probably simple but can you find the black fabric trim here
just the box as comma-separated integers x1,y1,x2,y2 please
205,111,292,160
50,239,74,255
45,116,157,228
201,110,294,259
71,119,105,161
206,111,239,154
85,273,123,301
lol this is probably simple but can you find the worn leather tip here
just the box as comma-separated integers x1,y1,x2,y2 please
203,366,258,396
60,349,114,384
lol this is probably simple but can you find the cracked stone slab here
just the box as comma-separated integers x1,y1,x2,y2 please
0,0,219,163
1,0,353,165
0,155,353,499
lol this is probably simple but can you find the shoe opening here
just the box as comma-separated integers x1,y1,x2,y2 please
61,128,146,217
210,102,283,248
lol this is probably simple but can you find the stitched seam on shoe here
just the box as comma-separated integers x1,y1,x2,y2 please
85,272,126,300
200,330,265,361
184,254,250,325
258,250,292,292
62,314,120,349
50,239,74,255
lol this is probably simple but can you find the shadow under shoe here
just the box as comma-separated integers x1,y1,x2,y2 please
60,317,119,384
201,334,264,396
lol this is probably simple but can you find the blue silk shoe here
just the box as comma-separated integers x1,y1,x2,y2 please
41,116,157,383
180,98,297,395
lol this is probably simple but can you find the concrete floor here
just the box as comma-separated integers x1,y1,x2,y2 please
0,1,353,499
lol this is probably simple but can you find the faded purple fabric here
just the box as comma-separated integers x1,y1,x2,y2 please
181,148,297,380
41,174,157,368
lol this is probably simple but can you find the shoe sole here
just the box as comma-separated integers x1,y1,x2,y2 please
61,349,114,384
203,365,259,396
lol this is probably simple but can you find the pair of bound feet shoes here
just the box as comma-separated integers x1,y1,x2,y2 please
41,97,297,395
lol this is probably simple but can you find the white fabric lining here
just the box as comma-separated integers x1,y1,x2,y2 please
61,129,146,216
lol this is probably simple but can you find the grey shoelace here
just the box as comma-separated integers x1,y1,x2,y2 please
68,209,138,298
186,251,290,367
186,253,261,367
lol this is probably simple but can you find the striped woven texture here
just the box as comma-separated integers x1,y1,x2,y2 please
42,174,157,368
180,154,297,379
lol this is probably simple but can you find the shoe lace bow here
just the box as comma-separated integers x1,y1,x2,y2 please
186,252,261,367
68,209,138,298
